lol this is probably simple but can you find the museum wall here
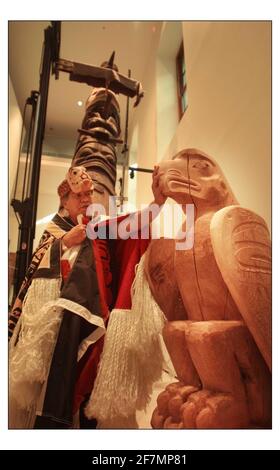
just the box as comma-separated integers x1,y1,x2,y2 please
127,27,161,208
9,75,23,202
131,21,271,229
9,76,23,257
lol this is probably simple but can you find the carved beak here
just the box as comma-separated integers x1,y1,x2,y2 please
160,169,201,198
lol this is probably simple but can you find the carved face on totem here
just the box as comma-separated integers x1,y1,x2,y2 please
158,148,237,209
72,87,121,197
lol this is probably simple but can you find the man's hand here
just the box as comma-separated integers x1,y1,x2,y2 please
62,224,87,248
152,165,167,206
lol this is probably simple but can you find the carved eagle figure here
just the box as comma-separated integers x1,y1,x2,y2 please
145,148,271,428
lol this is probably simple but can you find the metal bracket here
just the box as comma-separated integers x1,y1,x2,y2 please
129,166,153,179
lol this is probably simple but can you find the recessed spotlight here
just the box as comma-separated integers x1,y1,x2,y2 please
77,100,83,107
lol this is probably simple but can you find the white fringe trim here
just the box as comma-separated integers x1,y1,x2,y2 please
9,274,107,419
53,297,105,329
78,327,106,362
9,278,63,412
85,253,166,423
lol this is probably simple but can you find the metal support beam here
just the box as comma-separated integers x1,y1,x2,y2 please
11,22,61,296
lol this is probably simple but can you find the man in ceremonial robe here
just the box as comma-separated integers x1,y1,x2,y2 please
9,165,166,429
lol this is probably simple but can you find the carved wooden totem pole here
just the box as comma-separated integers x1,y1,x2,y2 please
145,148,271,429
71,53,143,214
72,87,120,214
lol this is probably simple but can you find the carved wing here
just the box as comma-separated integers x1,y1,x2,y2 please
210,205,271,370
144,239,187,321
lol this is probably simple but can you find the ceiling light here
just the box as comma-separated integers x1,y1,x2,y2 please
77,100,83,107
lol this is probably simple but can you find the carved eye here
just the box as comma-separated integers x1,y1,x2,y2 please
192,160,210,169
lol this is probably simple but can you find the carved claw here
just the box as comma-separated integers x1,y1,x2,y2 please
151,381,200,429
151,383,250,429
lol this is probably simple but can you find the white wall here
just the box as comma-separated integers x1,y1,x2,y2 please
9,76,23,252
9,75,23,201
8,78,71,252
130,21,271,229
127,27,162,207
127,125,139,210
34,157,71,248
9,155,70,252
170,21,271,228
156,22,182,160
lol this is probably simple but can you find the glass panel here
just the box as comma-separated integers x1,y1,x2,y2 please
182,91,188,112
177,42,188,119
181,96,185,113
182,70,186,88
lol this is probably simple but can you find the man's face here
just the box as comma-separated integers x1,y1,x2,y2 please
63,189,94,223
